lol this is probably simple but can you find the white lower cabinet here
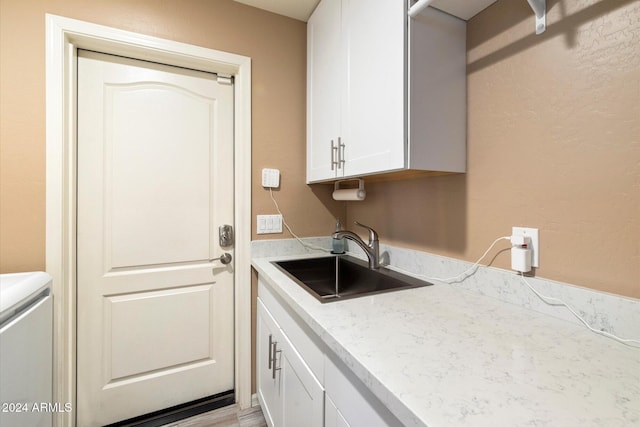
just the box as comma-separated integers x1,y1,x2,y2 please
257,279,402,427
257,297,323,427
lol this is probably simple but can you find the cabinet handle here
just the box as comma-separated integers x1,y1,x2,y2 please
268,334,274,369
272,341,282,379
331,139,338,171
338,137,345,169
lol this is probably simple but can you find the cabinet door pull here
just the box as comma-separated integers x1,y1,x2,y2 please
331,139,338,171
338,137,345,169
268,334,274,369
272,342,282,379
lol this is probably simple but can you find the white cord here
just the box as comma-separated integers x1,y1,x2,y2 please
380,236,510,282
424,236,511,283
269,188,330,253
382,235,640,348
519,273,640,348
265,196,640,349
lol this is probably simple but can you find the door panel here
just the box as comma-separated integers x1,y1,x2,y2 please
257,300,280,427
256,299,324,427
77,50,234,426
107,82,214,268
105,285,212,380
307,0,342,182
342,0,405,177
280,337,324,427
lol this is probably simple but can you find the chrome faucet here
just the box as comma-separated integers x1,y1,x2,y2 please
333,221,380,269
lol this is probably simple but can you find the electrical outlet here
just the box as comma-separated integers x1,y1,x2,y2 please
512,227,539,268
257,214,283,234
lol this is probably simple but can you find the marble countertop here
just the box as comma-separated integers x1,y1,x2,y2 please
252,254,640,427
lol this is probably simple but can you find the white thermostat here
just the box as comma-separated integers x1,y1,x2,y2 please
262,168,280,188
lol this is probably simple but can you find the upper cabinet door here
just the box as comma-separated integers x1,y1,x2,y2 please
307,0,405,183
340,0,405,178
307,0,343,182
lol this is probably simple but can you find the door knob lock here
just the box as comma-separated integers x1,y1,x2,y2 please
210,253,232,265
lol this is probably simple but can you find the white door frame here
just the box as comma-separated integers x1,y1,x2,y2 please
45,14,252,427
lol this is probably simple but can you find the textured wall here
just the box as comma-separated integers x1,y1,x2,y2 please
0,0,337,272
2,0,638,299
348,0,639,298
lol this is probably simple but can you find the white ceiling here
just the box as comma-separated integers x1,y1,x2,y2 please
233,0,320,22
431,0,498,21
233,0,498,22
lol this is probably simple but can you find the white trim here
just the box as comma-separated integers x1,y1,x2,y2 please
251,393,261,408
45,14,252,426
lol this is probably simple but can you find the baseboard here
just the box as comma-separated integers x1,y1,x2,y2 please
251,393,260,408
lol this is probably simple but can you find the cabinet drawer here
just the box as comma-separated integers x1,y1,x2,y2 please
258,279,325,380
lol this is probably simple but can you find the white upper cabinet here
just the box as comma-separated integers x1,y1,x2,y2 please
306,1,466,183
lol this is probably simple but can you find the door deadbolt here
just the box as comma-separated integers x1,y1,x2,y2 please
219,225,234,247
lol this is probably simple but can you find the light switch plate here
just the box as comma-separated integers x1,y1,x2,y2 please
257,214,283,234
262,168,280,188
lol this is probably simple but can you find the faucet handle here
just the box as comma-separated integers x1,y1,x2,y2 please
354,221,378,243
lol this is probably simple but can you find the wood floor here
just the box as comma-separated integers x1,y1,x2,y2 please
161,404,267,427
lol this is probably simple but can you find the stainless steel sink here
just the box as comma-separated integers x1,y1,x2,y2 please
272,255,432,303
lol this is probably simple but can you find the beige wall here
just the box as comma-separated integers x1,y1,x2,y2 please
348,0,639,299
0,0,337,273
1,0,638,303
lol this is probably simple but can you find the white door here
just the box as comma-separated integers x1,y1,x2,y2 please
307,0,342,182
256,299,324,427
77,50,235,426
256,299,281,427
279,333,324,427
341,0,405,177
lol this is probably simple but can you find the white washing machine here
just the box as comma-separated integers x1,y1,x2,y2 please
0,271,53,427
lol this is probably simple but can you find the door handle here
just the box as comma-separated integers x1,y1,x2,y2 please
331,139,337,171
268,334,274,369
272,341,281,379
210,253,232,264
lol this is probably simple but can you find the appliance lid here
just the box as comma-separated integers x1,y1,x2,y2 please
0,272,52,323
